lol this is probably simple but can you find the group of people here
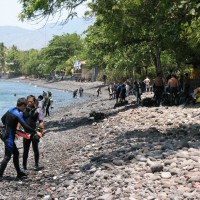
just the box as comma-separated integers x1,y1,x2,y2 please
105,69,199,107
73,87,84,98
0,94,46,180
137,71,195,106
38,91,53,116
153,72,192,106
107,83,133,103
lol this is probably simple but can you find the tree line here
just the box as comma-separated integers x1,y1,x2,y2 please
1,0,200,81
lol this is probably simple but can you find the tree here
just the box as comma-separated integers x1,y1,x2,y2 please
85,0,200,76
19,0,87,23
5,45,21,73
19,0,200,79
0,43,6,72
41,33,83,74
20,49,43,77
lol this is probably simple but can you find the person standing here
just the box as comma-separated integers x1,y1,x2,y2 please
133,81,142,105
154,73,164,106
45,92,52,117
168,74,179,105
79,87,84,97
37,95,43,110
125,82,130,97
0,98,42,180
183,73,191,104
116,84,121,103
21,95,44,171
97,87,101,97
144,77,150,92
120,84,126,103
73,89,78,98
42,91,47,113
108,84,113,100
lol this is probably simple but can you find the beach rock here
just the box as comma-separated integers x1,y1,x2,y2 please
1,78,200,199
161,172,172,179
150,164,164,173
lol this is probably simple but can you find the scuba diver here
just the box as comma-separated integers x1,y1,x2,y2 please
19,95,44,171
0,98,42,180
45,91,53,117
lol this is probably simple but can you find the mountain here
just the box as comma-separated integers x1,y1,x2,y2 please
0,18,94,50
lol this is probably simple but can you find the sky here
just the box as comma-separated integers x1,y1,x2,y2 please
0,0,89,30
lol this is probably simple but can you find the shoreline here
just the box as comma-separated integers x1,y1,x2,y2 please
12,77,108,97
1,78,200,199
9,77,111,116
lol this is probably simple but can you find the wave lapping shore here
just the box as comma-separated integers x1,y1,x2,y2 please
1,78,200,199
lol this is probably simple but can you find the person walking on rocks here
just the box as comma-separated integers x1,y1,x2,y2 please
0,98,42,180
97,87,101,97
20,95,44,171
73,89,78,98
79,87,84,97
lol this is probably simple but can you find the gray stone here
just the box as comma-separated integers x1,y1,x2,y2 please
150,164,163,173
112,159,124,166
98,193,114,200
42,195,51,200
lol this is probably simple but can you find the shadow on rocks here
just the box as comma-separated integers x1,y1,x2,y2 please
44,102,135,134
80,123,200,172
44,116,95,134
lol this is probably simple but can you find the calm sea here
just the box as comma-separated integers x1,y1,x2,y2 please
0,80,88,117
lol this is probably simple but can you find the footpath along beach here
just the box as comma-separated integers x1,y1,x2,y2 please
1,78,200,199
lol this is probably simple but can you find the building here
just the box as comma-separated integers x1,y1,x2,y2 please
72,60,99,81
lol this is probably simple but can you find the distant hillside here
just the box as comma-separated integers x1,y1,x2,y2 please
0,18,93,50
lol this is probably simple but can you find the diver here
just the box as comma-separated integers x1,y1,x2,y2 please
0,98,42,180
19,95,44,171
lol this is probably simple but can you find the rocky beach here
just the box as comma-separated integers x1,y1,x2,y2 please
1,78,200,200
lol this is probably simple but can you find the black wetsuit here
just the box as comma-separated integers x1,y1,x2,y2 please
45,97,51,116
134,82,142,104
0,107,36,177
22,106,41,169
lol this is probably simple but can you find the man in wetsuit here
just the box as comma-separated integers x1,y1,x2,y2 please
45,91,52,117
0,98,42,180
22,95,44,171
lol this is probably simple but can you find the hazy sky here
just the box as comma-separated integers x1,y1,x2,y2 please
0,0,88,30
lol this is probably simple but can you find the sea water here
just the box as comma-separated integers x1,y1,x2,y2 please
0,80,88,117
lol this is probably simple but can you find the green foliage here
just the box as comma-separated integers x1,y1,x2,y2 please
146,66,156,79
20,49,42,76
41,33,83,74
19,0,87,22
5,45,22,73
0,43,6,70
97,69,129,83
15,0,200,80
84,0,200,80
